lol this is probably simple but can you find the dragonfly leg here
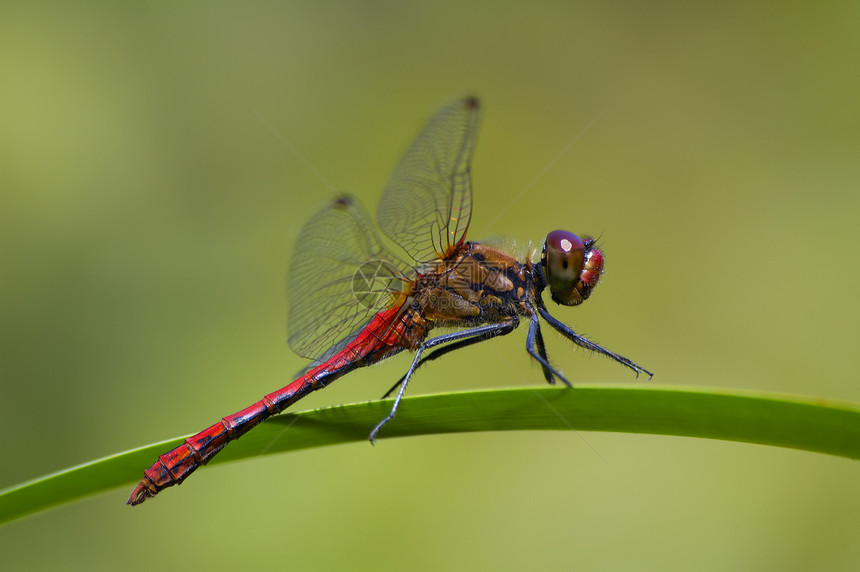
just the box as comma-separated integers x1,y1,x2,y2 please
380,320,519,399
536,305,653,378
526,309,570,386
369,318,519,442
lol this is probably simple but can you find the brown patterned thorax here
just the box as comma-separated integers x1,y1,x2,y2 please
412,242,533,325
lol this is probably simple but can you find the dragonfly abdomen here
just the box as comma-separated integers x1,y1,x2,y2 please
127,373,325,505
132,247,522,504
127,310,410,505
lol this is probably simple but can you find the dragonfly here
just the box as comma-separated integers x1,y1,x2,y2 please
128,97,651,506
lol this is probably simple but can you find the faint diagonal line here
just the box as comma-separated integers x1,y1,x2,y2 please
258,414,301,456
479,111,604,236
253,107,338,193
486,343,607,463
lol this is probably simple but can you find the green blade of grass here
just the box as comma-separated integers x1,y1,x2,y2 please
1,385,858,525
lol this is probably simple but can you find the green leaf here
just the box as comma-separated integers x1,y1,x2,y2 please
1,385,858,525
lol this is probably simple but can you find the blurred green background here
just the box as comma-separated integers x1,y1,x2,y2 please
2,1,858,570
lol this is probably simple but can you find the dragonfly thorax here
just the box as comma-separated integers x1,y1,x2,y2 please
412,242,533,326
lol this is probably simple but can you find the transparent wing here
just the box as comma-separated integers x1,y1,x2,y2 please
376,96,481,264
287,195,411,362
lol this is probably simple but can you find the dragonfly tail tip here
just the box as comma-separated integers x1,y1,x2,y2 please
127,481,155,506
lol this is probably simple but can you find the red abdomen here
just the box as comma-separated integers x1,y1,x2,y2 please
128,307,416,505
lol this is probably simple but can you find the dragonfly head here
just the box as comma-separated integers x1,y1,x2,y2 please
540,230,603,306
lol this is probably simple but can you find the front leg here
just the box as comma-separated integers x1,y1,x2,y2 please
536,305,653,378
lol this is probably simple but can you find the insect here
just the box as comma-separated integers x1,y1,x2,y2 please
128,97,651,505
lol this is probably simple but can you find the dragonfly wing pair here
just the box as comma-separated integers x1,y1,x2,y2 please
287,97,481,363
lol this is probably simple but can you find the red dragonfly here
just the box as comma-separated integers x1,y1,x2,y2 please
128,97,651,505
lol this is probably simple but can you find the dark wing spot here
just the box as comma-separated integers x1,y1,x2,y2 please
334,195,353,208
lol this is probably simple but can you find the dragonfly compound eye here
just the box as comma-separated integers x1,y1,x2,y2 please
541,229,595,306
